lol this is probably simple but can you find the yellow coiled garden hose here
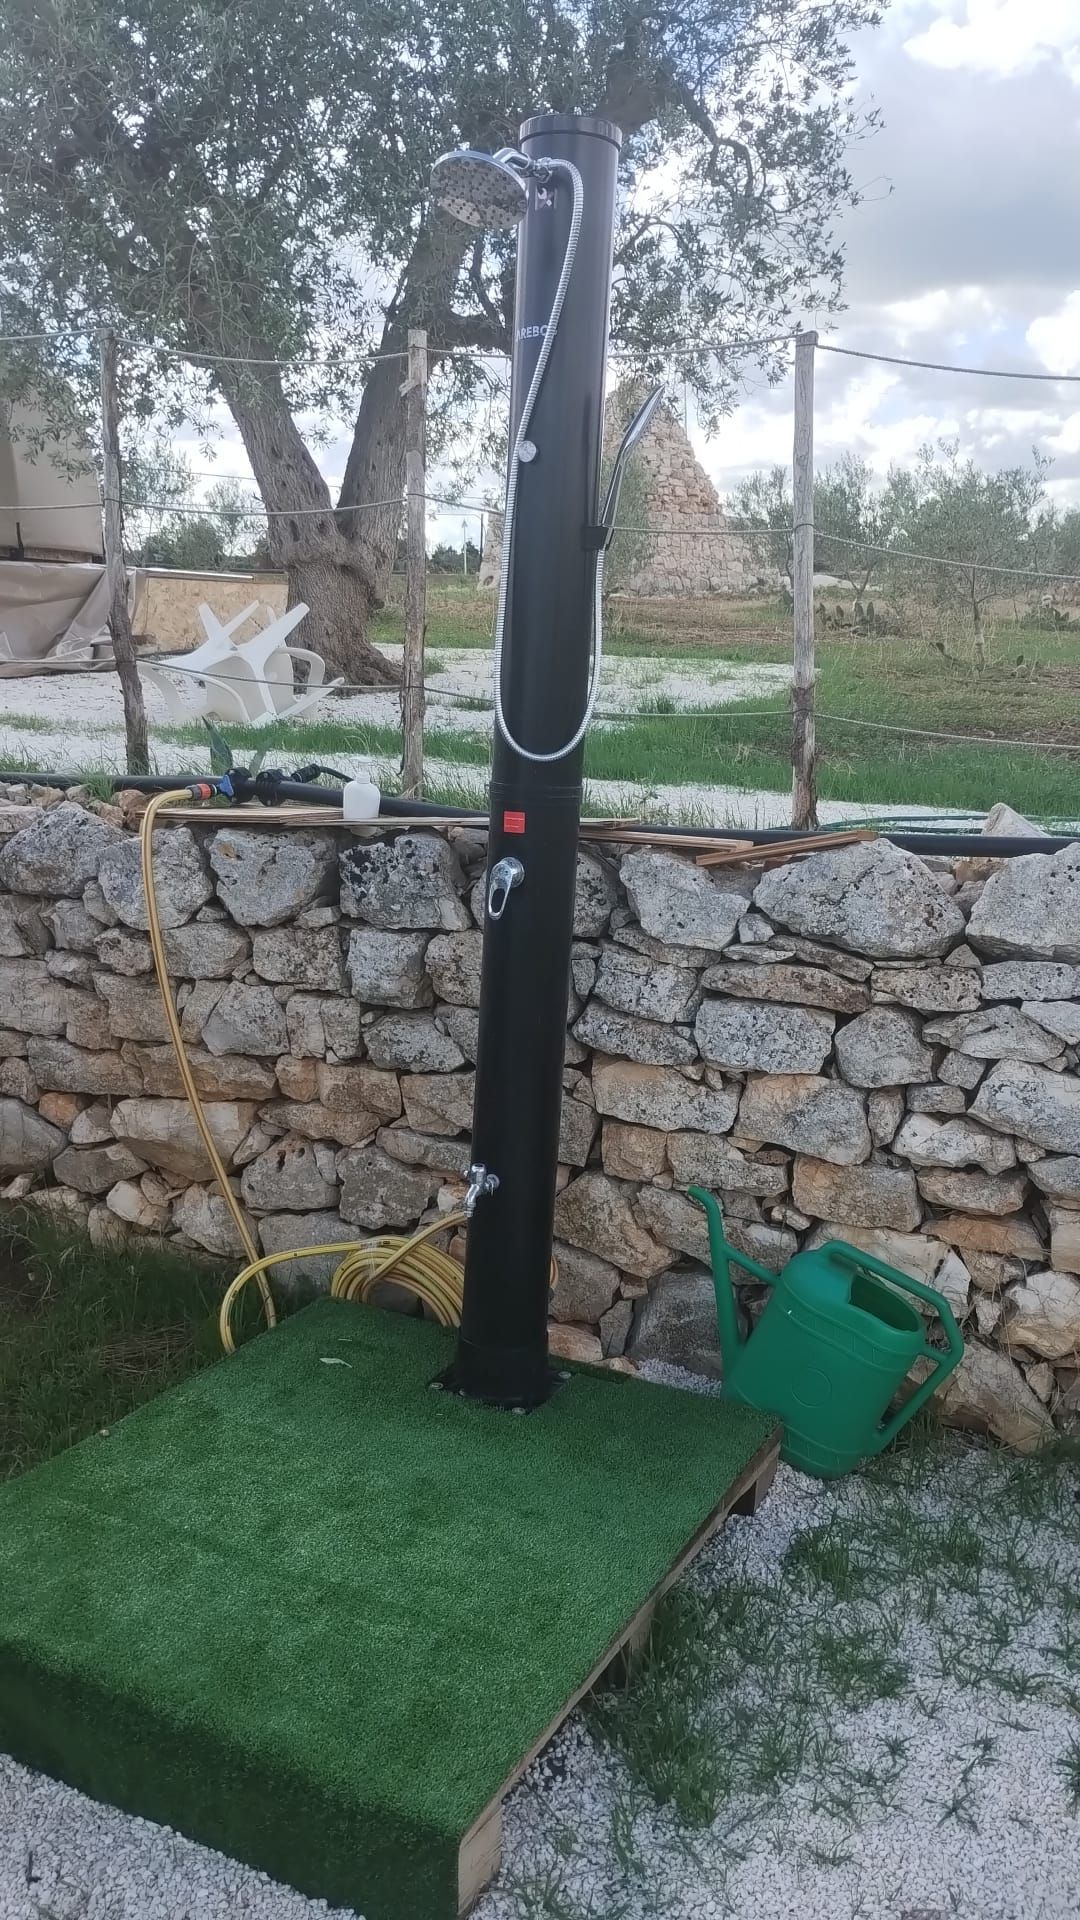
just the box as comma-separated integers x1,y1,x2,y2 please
140,788,468,1354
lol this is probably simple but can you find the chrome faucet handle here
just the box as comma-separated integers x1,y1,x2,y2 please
464,1163,500,1217
486,856,524,921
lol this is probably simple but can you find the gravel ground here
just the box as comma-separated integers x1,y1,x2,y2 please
0,647,792,741
2,1375,1077,1920
0,651,960,828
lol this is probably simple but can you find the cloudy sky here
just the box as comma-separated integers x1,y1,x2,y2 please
189,0,1080,549
696,0,1080,510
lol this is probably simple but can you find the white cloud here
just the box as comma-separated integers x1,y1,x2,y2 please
1027,292,1080,375
166,3,1080,527
904,0,1080,81
881,285,1008,350
1045,412,1080,458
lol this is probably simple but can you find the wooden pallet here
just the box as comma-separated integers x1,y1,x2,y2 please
456,1429,781,1913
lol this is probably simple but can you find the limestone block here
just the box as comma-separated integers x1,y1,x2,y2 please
1005,1269,1080,1360
208,828,338,927
627,1268,726,1378
573,852,621,938
601,1120,668,1182
400,1071,474,1136
554,1172,669,1279
549,1243,621,1324
92,973,170,1044
423,930,488,1008
0,1097,65,1173
1028,1156,1080,1206
573,1003,697,1067
967,844,1080,960
364,1012,465,1073
240,1135,339,1213
620,849,749,952
99,828,211,929
754,841,964,959
39,898,102,954
737,1074,870,1167
0,958,68,1036
907,1084,966,1115
979,960,1077,1001
110,1097,256,1179
701,961,868,1014
122,1044,275,1102
257,1210,353,1289
834,1007,932,1088
970,1060,1080,1156
936,1345,1053,1451
695,999,834,1076
792,1157,921,1231
868,1088,905,1145
922,1006,1062,1063
928,1214,1045,1260
338,1144,441,1230
339,833,469,930
591,1061,737,1135
916,1167,1028,1215
548,1323,604,1366
27,1039,142,1097
201,982,289,1058
173,1184,256,1256
251,926,345,991
870,966,980,1014
0,802,120,897
893,1112,1016,1175
594,945,699,1024
666,1132,787,1198
376,1127,473,1178
51,1142,146,1195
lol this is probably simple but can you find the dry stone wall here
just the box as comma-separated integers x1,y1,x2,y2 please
2,785,1079,1450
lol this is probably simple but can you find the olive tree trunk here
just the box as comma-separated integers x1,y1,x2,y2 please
211,217,478,686
216,354,399,686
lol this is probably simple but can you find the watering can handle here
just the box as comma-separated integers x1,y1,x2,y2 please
829,1245,965,1451
687,1188,778,1285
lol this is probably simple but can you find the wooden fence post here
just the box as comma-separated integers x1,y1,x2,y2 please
99,329,149,775
791,328,817,829
401,328,428,797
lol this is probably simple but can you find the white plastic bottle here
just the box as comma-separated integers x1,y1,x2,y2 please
342,774,381,822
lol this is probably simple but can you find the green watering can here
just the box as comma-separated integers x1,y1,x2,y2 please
689,1187,965,1478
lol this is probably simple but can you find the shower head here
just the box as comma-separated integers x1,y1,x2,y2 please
430,148,530,231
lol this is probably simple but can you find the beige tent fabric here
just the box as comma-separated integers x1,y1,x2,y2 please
0,399,103,561
0,560,139,676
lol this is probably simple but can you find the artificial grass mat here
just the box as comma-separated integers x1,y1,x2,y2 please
0,1300,775,1919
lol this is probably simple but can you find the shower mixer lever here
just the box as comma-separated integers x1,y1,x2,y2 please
486,857,524,922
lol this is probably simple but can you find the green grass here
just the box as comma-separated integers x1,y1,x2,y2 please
143,703,1078,819
0,1208,223,1480
1059,1735,1080,1812
368,583,1080,815
0,1295,774,1920
161,593,1080,814
6,580,1080,815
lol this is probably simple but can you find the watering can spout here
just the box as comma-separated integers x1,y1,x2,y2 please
688,1187,754,1376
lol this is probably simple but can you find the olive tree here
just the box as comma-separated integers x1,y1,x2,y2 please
0,0,883,680
894,441,1051,637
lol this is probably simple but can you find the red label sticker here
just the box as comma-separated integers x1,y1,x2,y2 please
503,810,527,834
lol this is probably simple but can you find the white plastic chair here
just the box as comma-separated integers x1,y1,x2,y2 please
137,601,343,727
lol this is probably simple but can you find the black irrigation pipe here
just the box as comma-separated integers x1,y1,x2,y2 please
0,766,1074,856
